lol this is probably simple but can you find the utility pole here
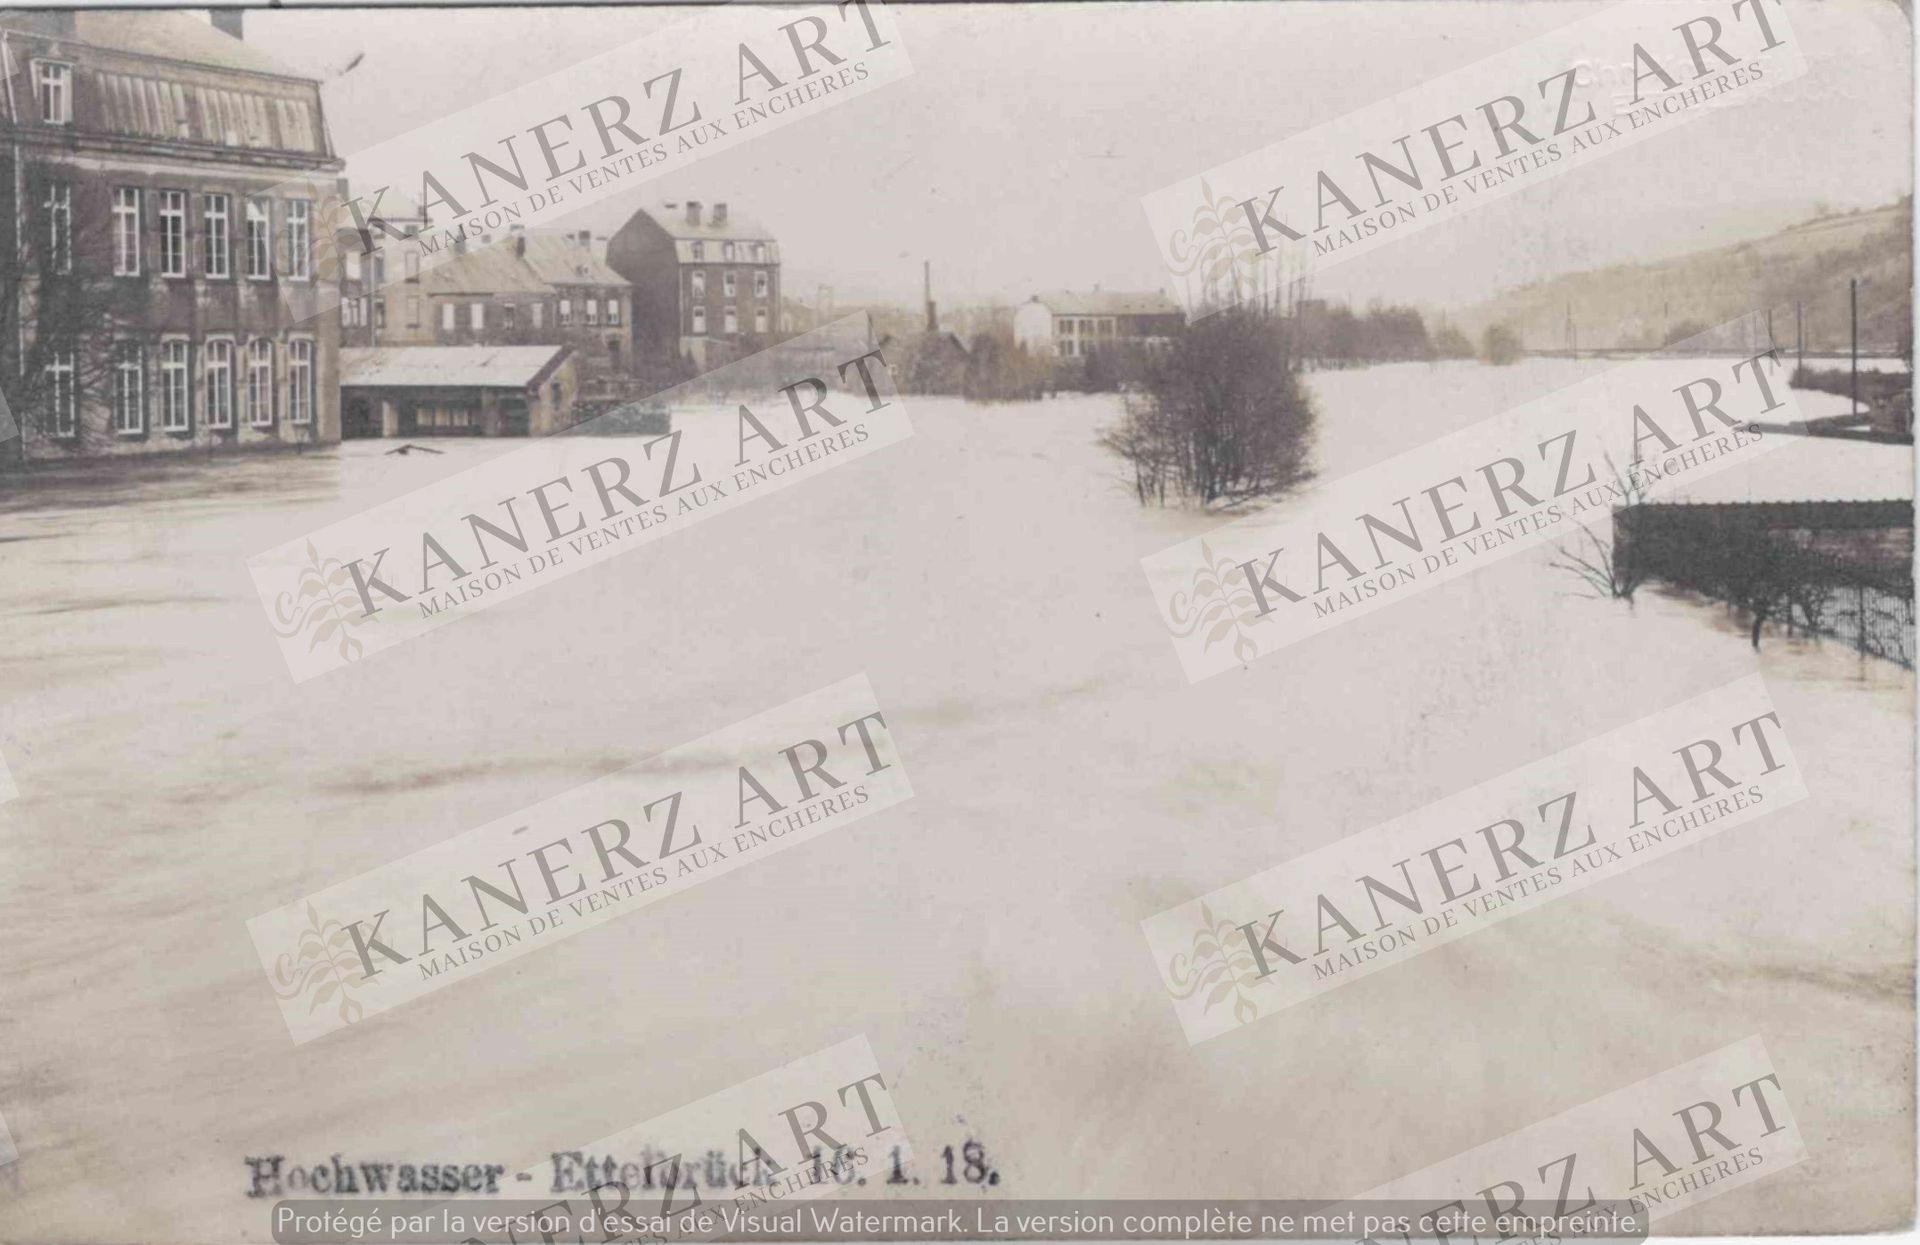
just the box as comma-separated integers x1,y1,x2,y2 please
1851,277,1860,415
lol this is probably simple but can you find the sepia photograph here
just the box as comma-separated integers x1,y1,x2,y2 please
0,1,1912,1242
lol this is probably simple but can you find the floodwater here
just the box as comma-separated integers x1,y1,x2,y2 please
0,357,1911,1239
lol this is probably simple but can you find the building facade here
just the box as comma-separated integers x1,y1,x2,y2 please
606,199,780,370
346,226,632,389
1,10,343,462
1013,290,1185,358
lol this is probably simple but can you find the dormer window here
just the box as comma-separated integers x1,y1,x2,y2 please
34,61,71,125
722,242,735,262
691,241,704,261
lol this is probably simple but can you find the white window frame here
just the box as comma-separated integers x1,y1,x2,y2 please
469,301,484,331
112,187,140,276
45,351,75,437
754,270,769,298
287,338,314,426
246,338,274,427
530,302,543,329
159,190,187,278
33,60,70,125
407,295,421,328
245,199,271,280
44,180,70,274
691,305,706,333
605,296,621,327
204,193,230,280
690,241,703,260
404,251,420,281
755,308,769,334
584,297,598,326
722,242,735,261
724,306,738,334
723,271,736,298
159,338,191,431
112,342,144,435
753,243,765,262
690,270,705,297
441,302,455,333
558,298,572,326
204,337,235,430
285,200,311,281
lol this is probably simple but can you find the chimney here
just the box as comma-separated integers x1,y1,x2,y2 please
713,202,728,227
210,10,244,40
685,200,702,227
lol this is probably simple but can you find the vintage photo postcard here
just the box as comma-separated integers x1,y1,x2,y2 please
0,1,1912,1242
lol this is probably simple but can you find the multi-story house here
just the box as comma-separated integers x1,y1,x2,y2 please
1013,290,1186,359
364,228,631,388
606,199,780,370
0,10,343,461
337,188,428,348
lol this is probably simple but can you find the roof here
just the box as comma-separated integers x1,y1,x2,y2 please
340,346,570,390
63,11,312,81
517,234,628,288
646,201,776,242
418,246,551,296
1029,290,1182,317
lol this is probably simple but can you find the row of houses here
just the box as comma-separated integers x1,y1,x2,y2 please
0,9,1183,462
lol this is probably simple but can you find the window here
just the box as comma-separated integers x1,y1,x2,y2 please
690,270,705,297
204,194,230,279
112,188,140,276
503,304,517,331
246,199,270,279
370,252,386,287
558,299,572,326
374,298,386,328
113,343,144,434
753,243,765,262
754,270,769,298
285,200,311,281
724,307,737,334
690,241,703,260
469,301,484,331
407,296,421,328
159,340,190,431
584,298,599,326
344,249,361,281
404,251,419,281
722,242,735,261
246,340,274,426
605,296,621,327
34,61,70,125
159,191,187,278
691,305,706,333
45,352,74,437
288,339,313,425
723,271,736,298
205,340,234,429
342,299,359,328
531,302,544,329
441,303,455,333
43,181,70,273
755,308,768,334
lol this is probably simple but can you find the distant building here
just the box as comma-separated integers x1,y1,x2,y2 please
1014,290,1184,358
338,190,429,348
1,9,344,460
354,228,632,387
606,199,780,370
339,344,578,439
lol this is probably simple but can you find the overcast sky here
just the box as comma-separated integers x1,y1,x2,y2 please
237,1,1913,312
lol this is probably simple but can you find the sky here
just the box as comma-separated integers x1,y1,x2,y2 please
235,1,1914,313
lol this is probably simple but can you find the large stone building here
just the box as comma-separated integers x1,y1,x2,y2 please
607,199,779,370
0,10,343,461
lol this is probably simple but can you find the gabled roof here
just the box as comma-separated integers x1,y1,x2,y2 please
340,345,570,390
517,234,628,287
417,246,550,296
1029,290,1182,317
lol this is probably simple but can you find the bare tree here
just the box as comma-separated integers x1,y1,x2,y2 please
1551,455,1653,605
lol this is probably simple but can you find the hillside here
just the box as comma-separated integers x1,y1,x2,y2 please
1449,200,1913,355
